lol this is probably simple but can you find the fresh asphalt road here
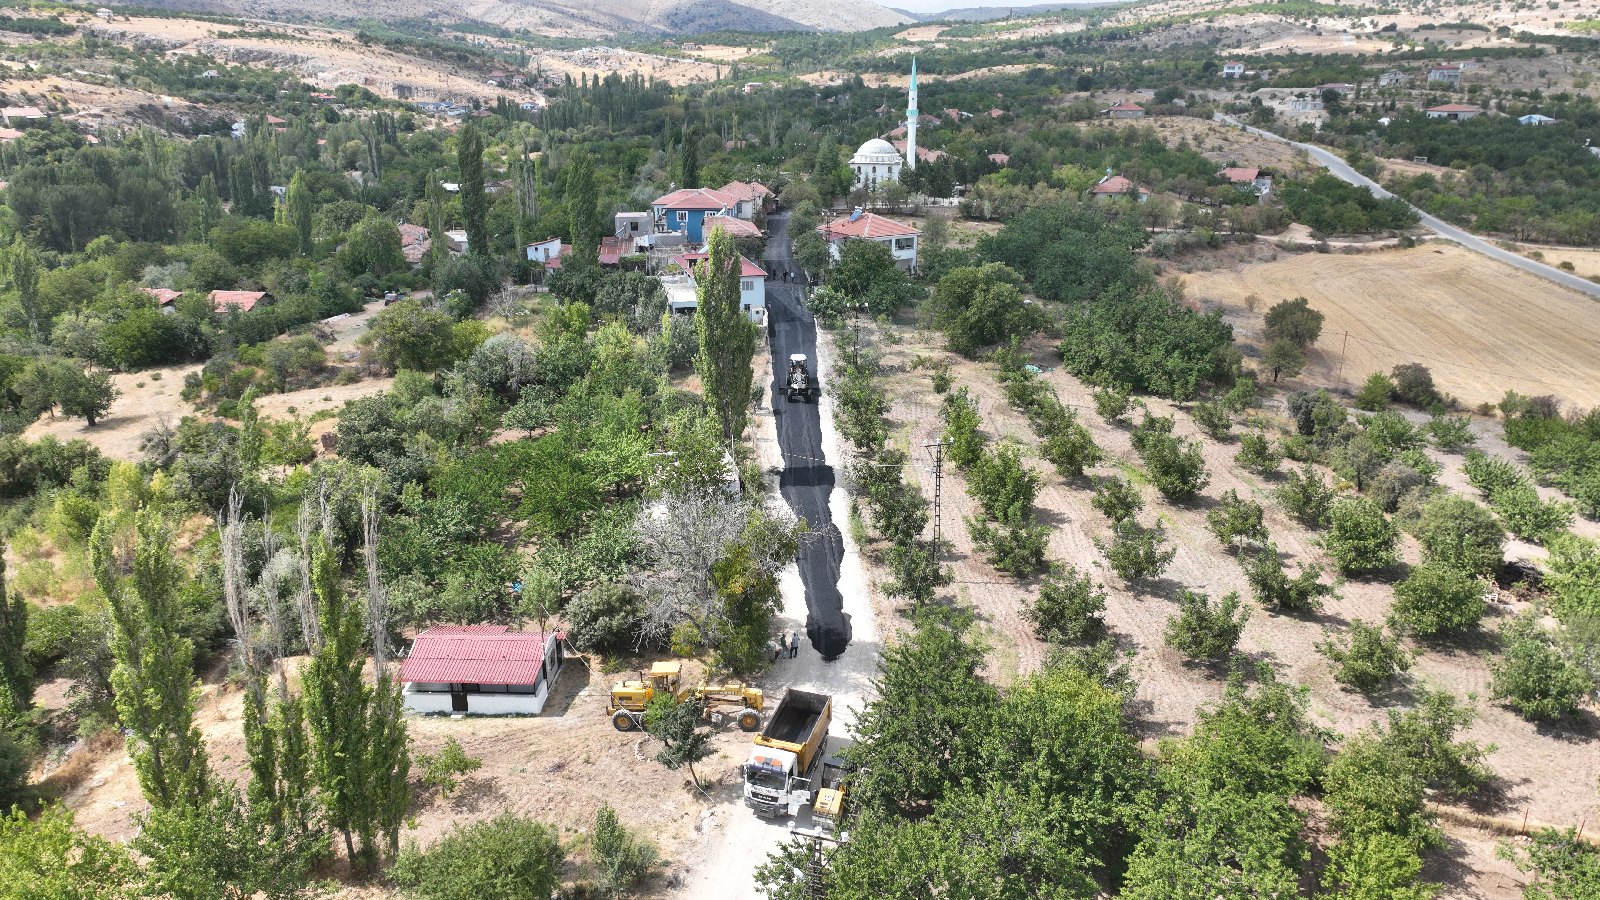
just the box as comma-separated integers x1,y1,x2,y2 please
762,212,852,660
1216,113,1600,300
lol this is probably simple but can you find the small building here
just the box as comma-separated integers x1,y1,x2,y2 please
849,138,903,189
817,210,921,273
716,180,774,220
615,211,651,242
0,128,24,143
201,70,221,79
1426,103,1480,121
1427,65,1462,85
1378,70,1411,87
1217,166,1260,185
266,115,287,126
444,229,470,254
525,236,565,264
661,252,768,323
989,108,1004,118
1222,61,1245,78
650,187,737,243
0,107,47,127
511,75,525,85
399,626,566,716
1314,82,1353,95
141,288,182,314
988,153,1011,166
1102,101,1145,119
744,82,762,94
209,290,269,314
1288,98,1324,112
599,236,629,266
486,71,508,86
1518,114,1557,126
1088,174,1150,203
703,214,761,239
398,223,431,264
96,7,114,17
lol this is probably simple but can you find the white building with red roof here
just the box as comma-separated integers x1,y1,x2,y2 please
1103,101,1145,119
716,180,773,219
1088,174,1150,203
1426,103,1480,121
703,214,761,238
659,251,768,323
818,210,921,272
398,223,431,265
651,187,737,242
400,625,567,715
208,290,269,313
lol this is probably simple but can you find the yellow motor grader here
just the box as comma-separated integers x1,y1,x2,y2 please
608,661,764,732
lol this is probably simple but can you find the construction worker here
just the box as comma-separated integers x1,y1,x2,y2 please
788,631,800,659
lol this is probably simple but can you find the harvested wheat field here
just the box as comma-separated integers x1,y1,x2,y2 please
1187,243,1600,411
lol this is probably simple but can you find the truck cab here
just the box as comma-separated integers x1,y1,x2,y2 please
743,748,807,816
742,688,831,817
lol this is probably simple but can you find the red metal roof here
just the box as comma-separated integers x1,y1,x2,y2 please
1089,175,1150,195
1217,166,1260,183
988,153,1010,165
209,290,267,312
1427,103,1479,113
1106,102,1145,112
717,180,773,202
652,187,736,211
704,214,761,237
674,251,767,278
142,288,183,305
400,628,560,685
818,212,920,241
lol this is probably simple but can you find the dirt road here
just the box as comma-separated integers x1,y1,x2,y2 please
682,215,880,898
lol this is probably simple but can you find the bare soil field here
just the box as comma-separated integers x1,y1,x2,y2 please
1144,117,1319,175
1503,245,1600,283
843,316,1598,900
1185,243,1600,412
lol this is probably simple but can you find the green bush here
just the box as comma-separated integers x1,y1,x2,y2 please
1138,432,1210,502
1023,564,1107,644
566,582,647,655
966,443,1040,522
1164,589,1249,662
1414,495,1505,576
1242,544,1334,612
1391,562,1487,636
1090,476,1144,524
1390,363,1441,408
1489,612,1594,722
1205,489,1267,550
1317,619,1411,693
1189,400,1232,440
392,811,564,900
417,736,483,799
1427,414,1476,451
1030,401,1102,478
1492,483,1574,545
1544,534,1600,621
1234,432,1282,474
940,387,986,469
967,508,1050,578
1462,449,1526,503
1092,385,1132,423
1095,521,1176,588
23,604,82,668
1129,411,1174,454
591,802,658,899
1353,372,1394,411
1324,499,1400,576
1276,464,1337,528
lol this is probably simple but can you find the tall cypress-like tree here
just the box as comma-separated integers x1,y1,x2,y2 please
457,121,489,257
286,170,313,257
426,173,447,268
7,239,39,342
567,151,601,271
680,125,700,189
108,512,209,810
301,537,371,864
694,226,756,443
0,549,31,721
196,174,223,242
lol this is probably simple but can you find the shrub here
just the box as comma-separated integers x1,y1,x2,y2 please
1286,389,1347,438
1324,499,1400,576
1276,464,1337,528
968,508,1050,577
1190,399,1232,440
1544,534,1600,621
1261,339,1305,382
1129,411,1174,454
1415,495,1505,575
1164,589,1249,661
1317,619,1412,693
1023,564,1108,644
1092,385,1132,424
1091,476,1144,523
1427,414,1475,451
1353,372,1394,412
1234,432,1282,474
1031,402,1103,478
591,802,658,900
1462,449,1526,503
1206,489,1268,550
1095,520,1176,588
1243,544,1334,612
417,735,483,799
23,603,82,668
1489,612,1594,721
1378,691,1495,798
940,387,986,469
1492,483,1574,544
967,443,1041,522
1390,363,1440,408
930,362,953,393
1366,462,1424,514
1263,296,1324,347
1361,411,1425,456
392,811,564,900
566,582,647,654
1138,432,1209,502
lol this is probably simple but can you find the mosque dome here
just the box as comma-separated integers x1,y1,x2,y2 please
851,138,902,165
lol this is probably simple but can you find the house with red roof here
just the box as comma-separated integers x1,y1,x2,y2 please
400,625,567,715
1102,102,1145,119
398,223,431,265
988,153,1011,166
142,287,183,314
703,214,761,238
1,107,47,127
716,180,774,219
1088,174,1150,203
651,187,737,242
1427,64,1462,85
1426,103,1480,121
818,210,921,273
208,290,269,314
660,251,768,323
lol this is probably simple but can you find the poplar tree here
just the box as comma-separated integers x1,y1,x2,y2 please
7,238,39,341
457,121,489,257
567,150,601,271
301,538,371,863
286,170,313,257
0,549,31,721
694,226,756,443
196,174,223,242
680,125,700,189
426,173,447,268
108,512,209,810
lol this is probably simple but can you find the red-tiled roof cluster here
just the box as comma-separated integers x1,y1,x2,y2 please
674,251,767,278
1217,166,1260,183
399,626,562,685
653,187,736,210
209,290,267,312
1089,175,1150,196
818,212,920,241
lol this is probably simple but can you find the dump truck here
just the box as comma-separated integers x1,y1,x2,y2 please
743,688,831,817
785,353,816,403
607,661,763,732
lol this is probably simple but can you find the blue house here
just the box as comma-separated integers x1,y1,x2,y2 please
650,187,736,243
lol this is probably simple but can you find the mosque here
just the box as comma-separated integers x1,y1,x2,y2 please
849,58,918,190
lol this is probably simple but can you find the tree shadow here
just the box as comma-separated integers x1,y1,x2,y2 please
1418,830,1489,900
1032,506,1072,528
443,776,509,816
537,658,591,718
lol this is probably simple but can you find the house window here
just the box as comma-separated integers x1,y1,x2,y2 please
741,280,753,291
894,237,915,250
677,211,687,222
872,166,877,174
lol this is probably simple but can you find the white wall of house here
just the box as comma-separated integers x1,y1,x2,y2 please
829,235,917,271
526,237,562,262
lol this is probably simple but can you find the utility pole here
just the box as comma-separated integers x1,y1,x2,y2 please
923,437,948,566
1336,330,1350,385
789,828,843,899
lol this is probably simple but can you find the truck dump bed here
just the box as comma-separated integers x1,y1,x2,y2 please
761,689,829,744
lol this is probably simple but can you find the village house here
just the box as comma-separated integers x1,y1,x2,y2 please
141,288,182,314
1428,64,1462,85
1378,70,1411,87
400,626,567,716
0,107,47,128
1288,98,1324,112
716,180,774,220
817,210,921,273
1088,174,1151,203
398,223,431,265
659,251,767,323
1222,61,1245,78
525,236,566,264
1518,114,1557,126
1103,102,1145,119
1314,82,1353,95
209,290,269,314
650,187,737,243
1426,103,1480,121
1217,166,1272,199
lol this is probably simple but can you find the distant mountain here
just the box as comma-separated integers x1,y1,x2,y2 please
890,2,1117,24
221,0,913,35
